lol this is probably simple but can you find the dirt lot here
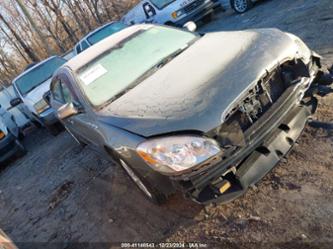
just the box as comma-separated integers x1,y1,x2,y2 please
0,0,332,248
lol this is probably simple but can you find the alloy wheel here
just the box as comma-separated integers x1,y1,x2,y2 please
234,0,248,13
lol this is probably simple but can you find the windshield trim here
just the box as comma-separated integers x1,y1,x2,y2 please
75,28,200,111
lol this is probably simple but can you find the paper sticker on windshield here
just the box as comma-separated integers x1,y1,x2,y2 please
80,64,107,85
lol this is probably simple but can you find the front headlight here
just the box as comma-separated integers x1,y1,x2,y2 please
34,99,49,114
137,136,221,175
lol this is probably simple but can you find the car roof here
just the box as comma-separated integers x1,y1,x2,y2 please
12,55,64,83
75,21,118,46
65,24,153,72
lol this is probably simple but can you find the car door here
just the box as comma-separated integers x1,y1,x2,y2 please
50,73,99,147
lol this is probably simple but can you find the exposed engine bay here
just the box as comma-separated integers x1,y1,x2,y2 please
173,56,332,204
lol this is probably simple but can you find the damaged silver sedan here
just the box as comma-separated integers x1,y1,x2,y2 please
49,24,331,204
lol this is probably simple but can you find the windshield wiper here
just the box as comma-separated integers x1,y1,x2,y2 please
156,47,187,69
135,45,190,83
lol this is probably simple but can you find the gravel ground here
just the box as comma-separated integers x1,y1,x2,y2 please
0,0,332,248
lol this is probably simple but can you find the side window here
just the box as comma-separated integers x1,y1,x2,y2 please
59,74,80,107
62,84,73,104
75,44,82,54
81,40,90,51
143,2,156,19
51,80,64,103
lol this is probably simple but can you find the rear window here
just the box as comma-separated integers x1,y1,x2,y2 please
87,22,127,45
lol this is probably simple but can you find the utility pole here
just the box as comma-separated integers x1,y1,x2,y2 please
15,0,55,56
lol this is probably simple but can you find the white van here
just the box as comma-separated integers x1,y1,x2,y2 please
122,0,221,26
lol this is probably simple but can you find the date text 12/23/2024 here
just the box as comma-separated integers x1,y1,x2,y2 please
121,242,208,248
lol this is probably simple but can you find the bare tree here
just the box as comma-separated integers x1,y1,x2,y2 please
0,0,141,84
0,11,39,62
63,0,88,35
15,0,55,55
42,0,79,44
0,24,30,63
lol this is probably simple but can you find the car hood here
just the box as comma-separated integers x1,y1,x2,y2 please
98,28,302,137
23,78,52,110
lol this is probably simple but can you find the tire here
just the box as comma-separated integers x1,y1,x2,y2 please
164,21,176,27
18,131,25,141
32,120,43,128
15,140,27,158
202,13,213,23
230,0,253,13
46,122,64,136
119,159,167,205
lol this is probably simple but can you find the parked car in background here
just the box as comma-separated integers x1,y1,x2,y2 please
62,49,75,61
122,0,221,26
50,23,326,205
0,104,26,166
74,22,127,55
0,85,31,131
230,0,259,13
11,56,67,135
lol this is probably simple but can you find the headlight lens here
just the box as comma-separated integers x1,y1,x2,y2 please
34,99,49,114
171,9,184,19
137,136,221,174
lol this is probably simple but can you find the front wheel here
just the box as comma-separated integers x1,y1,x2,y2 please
230,0,253,13
119,159,166,205
164,21,176,27
32,120,43,128
46,122,64,136
202,13,213,23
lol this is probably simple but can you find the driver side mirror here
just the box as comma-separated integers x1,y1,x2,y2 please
10,98,22,107
183,21,197,32
57,103,80,120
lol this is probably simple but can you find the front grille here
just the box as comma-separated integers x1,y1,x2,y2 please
212,60,309,147
183,0,205,13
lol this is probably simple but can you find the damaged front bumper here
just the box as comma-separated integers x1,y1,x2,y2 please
172,57,331,205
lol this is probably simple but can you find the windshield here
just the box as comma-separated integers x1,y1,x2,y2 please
87,22,127,45
150,0,176,9
15,57,66,96
77,26,197,108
